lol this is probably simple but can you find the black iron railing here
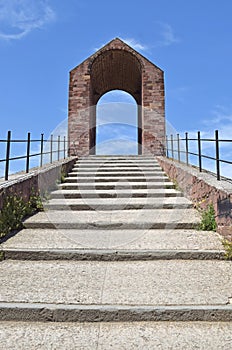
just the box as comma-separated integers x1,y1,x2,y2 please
0,131,68,181
166,130,232,181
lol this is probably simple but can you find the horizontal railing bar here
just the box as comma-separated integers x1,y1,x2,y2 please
173,137,232,143
166,130,231,181
0,139,69,143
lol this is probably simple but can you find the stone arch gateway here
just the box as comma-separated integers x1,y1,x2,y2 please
68,38,165,156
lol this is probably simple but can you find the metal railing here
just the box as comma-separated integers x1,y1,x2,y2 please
165,130,232,181
0,131,68,181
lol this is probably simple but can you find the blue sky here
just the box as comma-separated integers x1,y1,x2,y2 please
0,0,232,176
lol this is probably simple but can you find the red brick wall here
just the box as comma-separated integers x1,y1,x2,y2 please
68,38,165,156
157,156,232,239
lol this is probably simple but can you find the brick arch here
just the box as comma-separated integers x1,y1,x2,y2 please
89,48,143,105
68,38,165,156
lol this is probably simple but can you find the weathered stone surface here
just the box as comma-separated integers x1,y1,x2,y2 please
0,155,230,335
52,188,182,198
23,208,200,229
0,260,232,306
2,229,224,251
44,196,192,211
1,321,232,350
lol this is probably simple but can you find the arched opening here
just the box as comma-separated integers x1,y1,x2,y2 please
89,48,142,154
96,90,138,155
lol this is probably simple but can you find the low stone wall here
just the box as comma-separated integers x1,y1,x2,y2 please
0,157,77,210
157,156,232,238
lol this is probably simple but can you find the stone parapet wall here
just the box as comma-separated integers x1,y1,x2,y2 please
157,156,232,238
0,157,77,210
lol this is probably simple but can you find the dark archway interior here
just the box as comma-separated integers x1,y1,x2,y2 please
89,49,142,154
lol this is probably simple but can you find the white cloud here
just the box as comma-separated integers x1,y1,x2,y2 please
154,22,180,47
94,37,148,52
0,0,55,40
121,38,148,51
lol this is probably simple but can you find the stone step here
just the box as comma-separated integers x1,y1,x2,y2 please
52,188,182,198
1,321,232,349
73,163,160,168
64,177,170,184
73,167,165,175
75,163,161,168
2,249,225,261
2,229,223,252
0,260,232,321
44,197,192,211
79,156,156,160
23,209,200,229
67,173,170,181
58,181,175,192
1,303,232,324
68,170,167,179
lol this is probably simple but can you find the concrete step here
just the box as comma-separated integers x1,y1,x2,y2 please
68,170,167,179
64,177,170,184
73,163,161,169
67,170,168,181
2,249,225,261
79,156,156,160
51,188,182,198
44,197,192,211
23,209,201,229
67,173,170,181
58,181,175,191
2,229,223,253
1,321,232,349
73,167,165,176
0,259,232,321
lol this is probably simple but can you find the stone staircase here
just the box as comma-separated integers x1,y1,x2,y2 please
1,155,232,349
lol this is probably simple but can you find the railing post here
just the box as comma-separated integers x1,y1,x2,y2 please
177,133,180,162
185,132,189,165
215,130,220,180
50,134,53,163
26,132,31,173
171,134,174,159
40,133,44,167
198,131,202,172
5,130,11,181
64,136,66,159
58,135,60,161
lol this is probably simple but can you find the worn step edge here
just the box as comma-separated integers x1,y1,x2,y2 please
51,191,182,199
65,177,170,182
44,203,192,210
60,182,175,188
73,165,161,169
2,249,225,261
73,168,165,176
24,222,199,230
1,303,232,322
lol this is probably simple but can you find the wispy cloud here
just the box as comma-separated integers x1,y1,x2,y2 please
94,37,148,52
121,38,148,51
206,105,232,125
154,22,180,47
0,0,56,40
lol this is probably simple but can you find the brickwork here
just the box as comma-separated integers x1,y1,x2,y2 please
0,158,77,212
68,38,165,156
157,156,232,238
